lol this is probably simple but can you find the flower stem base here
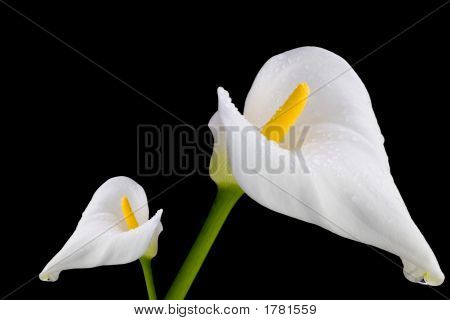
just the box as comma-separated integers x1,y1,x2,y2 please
139,257,157,300
165,184,244,299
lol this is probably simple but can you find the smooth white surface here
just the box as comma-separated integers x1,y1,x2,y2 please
40,176,163,281
210,47,444,285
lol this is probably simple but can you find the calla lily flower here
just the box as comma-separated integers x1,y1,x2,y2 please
40,176,163,282
209,46,444,286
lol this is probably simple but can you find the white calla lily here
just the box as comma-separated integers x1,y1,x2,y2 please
209,46,444,286
40,176,163,282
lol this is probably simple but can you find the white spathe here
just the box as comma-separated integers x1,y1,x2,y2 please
209,47,444,285
40,176,163,282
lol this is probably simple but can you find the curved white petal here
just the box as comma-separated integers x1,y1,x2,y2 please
84,176,150,227
216,82,444,286
144,212,164,259
217,88,323,223
40,177,163,282
244,46,389,169
208,112,240,186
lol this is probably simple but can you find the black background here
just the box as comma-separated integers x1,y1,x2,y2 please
0,1,449,299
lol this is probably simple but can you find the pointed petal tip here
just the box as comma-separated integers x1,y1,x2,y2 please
39,271,59,282
403,259,445,286
217,88,242,122
424,271,445,286
217,87,232,104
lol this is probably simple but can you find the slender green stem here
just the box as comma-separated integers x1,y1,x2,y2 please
139,257,157,300
165,185,244,300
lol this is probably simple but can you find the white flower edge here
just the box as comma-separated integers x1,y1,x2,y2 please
40,176,163,282
209,47,444,286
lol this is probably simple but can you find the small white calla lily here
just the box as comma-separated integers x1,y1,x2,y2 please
40,176,163,282
209,46,444,286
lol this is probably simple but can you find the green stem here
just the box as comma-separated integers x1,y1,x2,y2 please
165,185,244,300
139,257,157,300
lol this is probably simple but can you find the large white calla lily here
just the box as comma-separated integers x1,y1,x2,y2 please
209,46,444,286
40,176,163,283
